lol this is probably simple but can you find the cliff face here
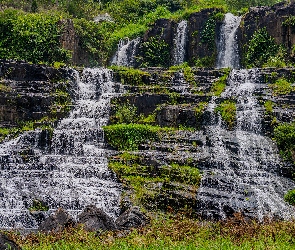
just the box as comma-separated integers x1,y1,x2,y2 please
0,60,73,128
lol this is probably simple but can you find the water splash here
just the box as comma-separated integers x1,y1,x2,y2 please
172,20,188,65
0,68,122,230
111,37,140,67
197,69,295,221
217,13,241,69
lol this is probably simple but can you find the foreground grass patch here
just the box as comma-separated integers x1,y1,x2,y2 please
10,213,295,250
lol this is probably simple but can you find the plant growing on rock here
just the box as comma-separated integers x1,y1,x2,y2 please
269,78,294,96
215,100,236,129
284,189,295,206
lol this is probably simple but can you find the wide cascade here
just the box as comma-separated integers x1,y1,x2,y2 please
216,13,241,69
0,68,122,229
197,69,295,220
172,20,188,65
111,37,140,67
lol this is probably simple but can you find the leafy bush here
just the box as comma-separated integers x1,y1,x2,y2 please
0,9,71,64
284,189,295,206
110,102,138,124
273,122,295,161
103,123,171,150
111,66,150,85
245,28,279,68
215,100,236,129
269,78,294,96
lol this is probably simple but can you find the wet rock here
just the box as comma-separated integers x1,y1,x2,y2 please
78,205,117,231
38,208,75,233
115,206,148,229
0,233,21,250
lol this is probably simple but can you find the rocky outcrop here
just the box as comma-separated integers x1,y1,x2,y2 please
0,60,73,128
241,2,295,60
38,208,75,233
0,233,21,250
78,205,117,231
115,206,147,229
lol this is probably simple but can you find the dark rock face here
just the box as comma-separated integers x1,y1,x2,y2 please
0,60,73,128
115,206,147,229
78,205,117,231
241,2,295,60
38,208,75,233
0,233,21,250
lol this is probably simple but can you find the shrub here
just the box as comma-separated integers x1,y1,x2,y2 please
284,189,295,206
215,100,236,129
103,123,172,150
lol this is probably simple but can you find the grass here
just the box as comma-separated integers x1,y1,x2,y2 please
215,100,237,129
264,100,273,114
210,70,229,96
8,212,295,249
269,78,294,96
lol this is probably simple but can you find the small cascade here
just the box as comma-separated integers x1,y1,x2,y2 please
172,20,188,65
0,68,122,230
216,13,241,69
197,69,295,220
111,37,140,67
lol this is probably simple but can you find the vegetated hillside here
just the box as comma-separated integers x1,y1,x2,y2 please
0,0,281,66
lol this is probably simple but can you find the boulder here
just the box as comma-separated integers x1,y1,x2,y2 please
78,205,117,231
0,233,21,250
115,206,148,229
38,208,75,233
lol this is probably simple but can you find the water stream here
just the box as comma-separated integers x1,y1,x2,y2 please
0,68,122,229
197,69,295,220
111,37,140,67
172,20,188,65
216,13,241,69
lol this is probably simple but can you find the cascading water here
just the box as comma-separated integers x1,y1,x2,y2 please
172,20,188,65
216,13,241,69
111,37,140,67
0,68,122,230
197,69,295,220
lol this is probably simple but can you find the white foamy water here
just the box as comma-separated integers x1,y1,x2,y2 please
172,20,188,65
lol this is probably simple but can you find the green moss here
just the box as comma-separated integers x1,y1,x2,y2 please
210,71,229,96
28,199,49,212
215,100,236,129
111,66,150,86
284,189,295,206
103,124,173,151
269,78,294,96
264,100,273,114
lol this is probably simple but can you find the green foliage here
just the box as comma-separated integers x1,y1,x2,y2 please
215,100,236,129
264,100,273,114
111,66,150,85
0,9,71,65
210,71,229,96
194,55,216,68
139,36,170,67
194,102,208,119
269,78,294,96
285,189,295,206
273,122,295,162
29,199,49,212
103,124,172,150
245,28,279,68
50,88,72,118
283,16,295,27
226,0,280,13
110,101,138,124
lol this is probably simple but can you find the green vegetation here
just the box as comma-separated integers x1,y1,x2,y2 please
109,153,201,210
244,28,279,68
215,100,236,129
103,124,173,150
210,70,230,96
273,122,295,162
111,67,150,85
284,189,295,206
29,200,49,212
269,78,295,96
9,213,295,249
264,100,273,114
0,9,71,65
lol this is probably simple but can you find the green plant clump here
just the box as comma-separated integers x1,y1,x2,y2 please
264,100,273,114
111,66,151,85
273,122,295,162
210,70,229,96
269,78,294,96
284,189,295,206
244,28,279,68
215,100,236,129
103,124,172,150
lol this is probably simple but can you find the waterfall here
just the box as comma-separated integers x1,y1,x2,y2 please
197,69,295,220
172,20,188,65
216,13,241,69
111,37,140,67
0,68,122,230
